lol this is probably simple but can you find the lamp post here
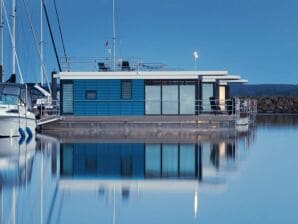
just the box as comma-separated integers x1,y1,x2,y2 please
193,51,199,71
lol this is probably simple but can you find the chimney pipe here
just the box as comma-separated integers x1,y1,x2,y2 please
51,71,57,100
0,65,2,83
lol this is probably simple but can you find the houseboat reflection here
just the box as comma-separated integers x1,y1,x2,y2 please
0,130,254,224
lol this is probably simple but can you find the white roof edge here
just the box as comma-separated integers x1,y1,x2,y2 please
56,70,230,80
224,79,248,84
202,75,242,82
59,70,229,75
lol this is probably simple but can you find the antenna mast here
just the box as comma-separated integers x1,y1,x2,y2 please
40,0,44,85
0,0,3,82
12,0,16,76
112,0,116,70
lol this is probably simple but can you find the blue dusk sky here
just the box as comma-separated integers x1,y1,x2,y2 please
2,0,298,84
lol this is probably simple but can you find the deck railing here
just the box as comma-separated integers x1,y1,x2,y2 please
34,98,257,126
71,98,257,116
60,57,169,72
234,98,258,117
35,100,60,120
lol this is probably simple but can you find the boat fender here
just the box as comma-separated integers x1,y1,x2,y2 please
26,127,33,138
18,135,25,145
19,128,26,138
26,134,32,144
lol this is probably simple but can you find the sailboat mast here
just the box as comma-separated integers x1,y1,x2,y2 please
12,0,16,76
0,0,3,82
112,0,116,70
40,0,44,85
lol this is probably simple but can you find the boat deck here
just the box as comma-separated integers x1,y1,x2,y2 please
40,115,238,137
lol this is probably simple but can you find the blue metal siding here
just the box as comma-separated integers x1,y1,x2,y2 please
73,79,144,115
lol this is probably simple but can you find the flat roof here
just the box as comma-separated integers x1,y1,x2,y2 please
56,70,246,83
57,70,228,80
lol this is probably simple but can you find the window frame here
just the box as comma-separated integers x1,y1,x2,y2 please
85,90,97,100
121,80,132,100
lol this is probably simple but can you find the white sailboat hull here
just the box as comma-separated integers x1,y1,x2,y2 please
0,112,36,137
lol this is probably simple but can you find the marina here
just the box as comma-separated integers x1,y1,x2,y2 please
0,0,296,223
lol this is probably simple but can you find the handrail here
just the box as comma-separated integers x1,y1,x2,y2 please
70,98,257,116
35,100,60,120
59,56,171,72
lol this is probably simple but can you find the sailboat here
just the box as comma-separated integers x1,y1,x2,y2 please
0,1,37,137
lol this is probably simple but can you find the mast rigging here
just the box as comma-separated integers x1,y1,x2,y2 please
42,0,62,72
2,0,24,83
53,0,68,70
22,0,51,93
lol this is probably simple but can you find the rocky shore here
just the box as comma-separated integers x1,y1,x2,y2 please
256,97,298,113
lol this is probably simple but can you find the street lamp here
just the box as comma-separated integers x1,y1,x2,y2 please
193,51,199,71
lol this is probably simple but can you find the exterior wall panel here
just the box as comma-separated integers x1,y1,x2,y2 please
72,79,144,116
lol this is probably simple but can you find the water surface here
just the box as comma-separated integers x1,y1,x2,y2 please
0,115,297,224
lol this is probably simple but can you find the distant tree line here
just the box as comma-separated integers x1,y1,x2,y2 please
230,84,298,97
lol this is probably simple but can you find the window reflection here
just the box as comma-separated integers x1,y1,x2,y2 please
162,144,179,177
180,144,195,177
145,144,161,177
61,144,74,176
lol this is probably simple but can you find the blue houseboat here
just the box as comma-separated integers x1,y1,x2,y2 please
57,70,247,116
42,64,256,136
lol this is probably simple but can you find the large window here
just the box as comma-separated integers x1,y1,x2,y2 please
145,85,161,114
180,85,195,114
145,80,196,115
202,83,214,112
162,85,178,114
121,80,132,100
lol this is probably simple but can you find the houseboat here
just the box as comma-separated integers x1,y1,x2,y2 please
57,69,247,116
44,61,254,135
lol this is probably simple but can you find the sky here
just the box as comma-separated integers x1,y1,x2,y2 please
2,0,298,84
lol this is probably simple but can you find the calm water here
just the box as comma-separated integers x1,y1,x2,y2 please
0,115,298,224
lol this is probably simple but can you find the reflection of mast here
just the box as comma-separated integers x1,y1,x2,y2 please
11,186,16,224
1,185,3,224
41,150,44,224
11,0,16,76
40,0,44,84
112,184,116,224
0,0,3,82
